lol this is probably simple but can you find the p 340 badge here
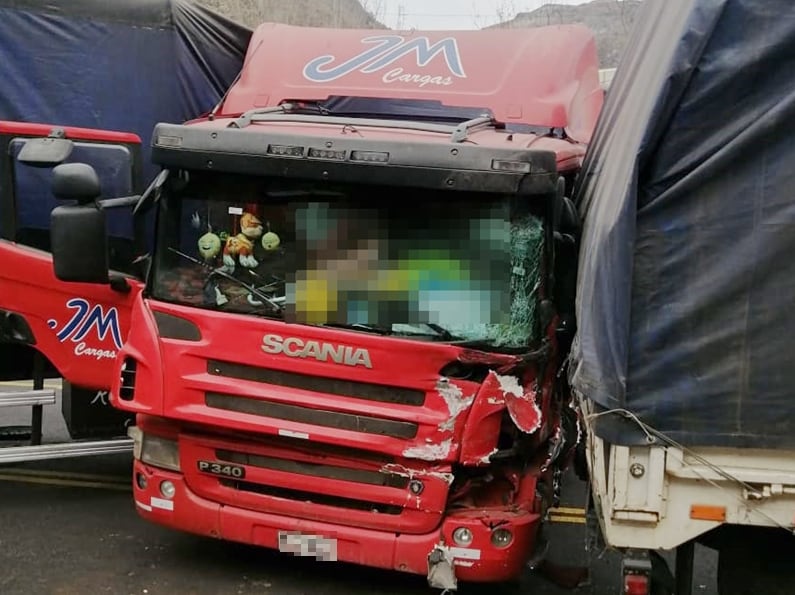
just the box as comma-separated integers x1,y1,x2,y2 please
197,460,245,479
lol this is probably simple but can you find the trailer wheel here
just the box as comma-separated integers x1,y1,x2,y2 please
573,438,589,481
717,529,795,595
649,551,674,595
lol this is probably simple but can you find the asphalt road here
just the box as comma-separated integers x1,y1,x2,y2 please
0,381,719,595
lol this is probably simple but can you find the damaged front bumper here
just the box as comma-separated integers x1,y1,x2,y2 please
132,459,542,589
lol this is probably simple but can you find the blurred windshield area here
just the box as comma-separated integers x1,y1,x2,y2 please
151,170,546,348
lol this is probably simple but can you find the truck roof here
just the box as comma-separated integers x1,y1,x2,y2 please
217,23,603,144
178,114,587,173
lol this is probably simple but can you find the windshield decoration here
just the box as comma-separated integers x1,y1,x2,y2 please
303,35,467,87
152,174,545,349
289,201,509,329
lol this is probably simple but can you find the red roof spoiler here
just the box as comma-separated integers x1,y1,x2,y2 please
218,23,603,143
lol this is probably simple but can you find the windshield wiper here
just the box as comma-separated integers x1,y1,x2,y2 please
168,248,284,313
319,322,456,341
321,323,392,336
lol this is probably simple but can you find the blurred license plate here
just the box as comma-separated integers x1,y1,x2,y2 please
278,531,337,561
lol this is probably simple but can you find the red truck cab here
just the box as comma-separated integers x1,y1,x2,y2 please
50,24,602,588
0,121,144,388
0,122,144,455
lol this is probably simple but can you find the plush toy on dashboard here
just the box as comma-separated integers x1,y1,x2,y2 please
222,211,263,272
222,234,254,272
197,231,222,263
261,222,281,251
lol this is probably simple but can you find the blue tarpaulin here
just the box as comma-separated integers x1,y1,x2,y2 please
0,0,250,250
0,0,251,181
570,0,795,448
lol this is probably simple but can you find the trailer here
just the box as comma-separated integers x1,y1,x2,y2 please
570,0,795,592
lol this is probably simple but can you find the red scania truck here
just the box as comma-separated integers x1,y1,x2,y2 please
48,24,602,589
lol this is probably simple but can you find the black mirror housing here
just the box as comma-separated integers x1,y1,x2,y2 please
50,204,109,284
52,163,101,203
17,136,74,167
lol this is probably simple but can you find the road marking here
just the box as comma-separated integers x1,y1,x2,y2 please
549,514,587,524
548,506,587,524
550,506,586,516
0,472,131,491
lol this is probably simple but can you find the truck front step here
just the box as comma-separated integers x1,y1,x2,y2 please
0,389,56,408
0,438,133,464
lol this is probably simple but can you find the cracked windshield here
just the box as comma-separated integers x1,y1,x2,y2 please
152,171,546,346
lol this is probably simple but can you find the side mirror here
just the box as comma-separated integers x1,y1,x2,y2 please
17,135,74,167
52,163,101,203
50,162,109,283
50,204,109,284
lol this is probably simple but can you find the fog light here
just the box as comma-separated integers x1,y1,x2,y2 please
452,527,473,547
135,472,147,490
491,528,513,548
160,480,176,499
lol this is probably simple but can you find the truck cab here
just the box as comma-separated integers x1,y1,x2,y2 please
51,24,602,589
0,121,144,455
0,0,248,460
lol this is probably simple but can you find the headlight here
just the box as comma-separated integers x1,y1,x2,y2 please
452,527,474,547
160,480,176,499
491,528,513,548
140,434,181,472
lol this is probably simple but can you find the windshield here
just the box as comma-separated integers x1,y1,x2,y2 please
150,171,546,348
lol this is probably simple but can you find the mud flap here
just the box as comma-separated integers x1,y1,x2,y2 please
427,545,457,591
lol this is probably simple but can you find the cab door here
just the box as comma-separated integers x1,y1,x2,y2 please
0,121,145,390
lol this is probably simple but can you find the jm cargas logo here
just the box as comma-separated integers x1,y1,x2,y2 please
48,298,122,361
302,35,467,88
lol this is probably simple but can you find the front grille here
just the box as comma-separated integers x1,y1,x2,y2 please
220,480,402,515
217,449,410,489
205,392,419,439
208,359,425,406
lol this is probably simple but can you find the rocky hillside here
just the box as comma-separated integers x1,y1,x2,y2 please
195,0,385,30
489,0,642,68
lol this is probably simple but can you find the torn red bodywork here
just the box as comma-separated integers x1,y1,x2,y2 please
495,372,543,434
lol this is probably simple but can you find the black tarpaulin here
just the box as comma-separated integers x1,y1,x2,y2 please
570,0,795,448
0,0,251,179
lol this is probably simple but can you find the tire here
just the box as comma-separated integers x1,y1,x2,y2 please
649,551,674,595
573,437,589,482
717,529,795,595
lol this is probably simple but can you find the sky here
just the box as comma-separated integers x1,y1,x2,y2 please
367,0,588,30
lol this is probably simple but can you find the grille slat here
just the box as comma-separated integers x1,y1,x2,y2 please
205,392,419,439
217,449,410,489
220,480,402,515
208,359,425,406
